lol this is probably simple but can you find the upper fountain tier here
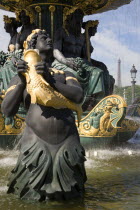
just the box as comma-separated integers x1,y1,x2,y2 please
0,0,133,15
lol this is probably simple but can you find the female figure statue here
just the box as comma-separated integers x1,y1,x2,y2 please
3,15,21,52
1,29,86,201
15,9,36,50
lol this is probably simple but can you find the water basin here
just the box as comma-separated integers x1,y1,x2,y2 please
0,143,140,209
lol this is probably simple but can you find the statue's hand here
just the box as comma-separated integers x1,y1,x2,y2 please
66,58,78,71
11,57,18,66
17,60,28,74
35,61,49,75
16,60,28,84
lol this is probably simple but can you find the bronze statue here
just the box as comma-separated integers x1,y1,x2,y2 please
82,20,115,108
3,15,21,52
53,9,115,111
53,9,106,110
15,9,36,50
53,9,86,69
1,29,86,201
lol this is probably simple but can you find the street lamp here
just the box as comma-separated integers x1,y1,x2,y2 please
130,64,137,104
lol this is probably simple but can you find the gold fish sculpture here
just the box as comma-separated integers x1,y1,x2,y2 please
23,49,82,125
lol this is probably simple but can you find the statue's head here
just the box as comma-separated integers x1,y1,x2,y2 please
24,29,53,56
72,9,84,22
3,15,21,33
66,9,84,26
64,8,84,35
16,8,35,25
82,20,99,37
19,10,30,25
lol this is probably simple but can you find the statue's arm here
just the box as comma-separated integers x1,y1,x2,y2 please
81,35,93,60
1,75,25,117
15,34,21,50
53,28,67,64
53,28,77,69
65,71,84,103
53,49,68,65
48,71,83,104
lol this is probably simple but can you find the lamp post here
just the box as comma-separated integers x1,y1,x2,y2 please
130,65,137,104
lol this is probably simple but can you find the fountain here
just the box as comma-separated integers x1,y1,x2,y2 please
0,0,140,203
0,0,138,149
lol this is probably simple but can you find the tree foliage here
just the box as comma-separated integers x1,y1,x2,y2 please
113,85,140,105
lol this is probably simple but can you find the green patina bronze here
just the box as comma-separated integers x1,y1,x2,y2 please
52,58,105,102
0,50,22,90
0,50,26,134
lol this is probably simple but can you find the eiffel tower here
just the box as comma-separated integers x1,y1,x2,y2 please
117,58,122,87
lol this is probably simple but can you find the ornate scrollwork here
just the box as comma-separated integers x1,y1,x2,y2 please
14,116,24,130
82,121,91,130
117,119,139,133
3,15,12,23
0,0,133,16
16,7,35,24
78,95,127,137
0,99,25,134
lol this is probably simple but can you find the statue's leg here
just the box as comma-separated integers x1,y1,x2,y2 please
86,67,105,96
52,59,77,77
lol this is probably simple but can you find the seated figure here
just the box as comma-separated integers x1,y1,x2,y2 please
81,20,115,110
53,9,114,111
82,20,115,97
1,29,86,201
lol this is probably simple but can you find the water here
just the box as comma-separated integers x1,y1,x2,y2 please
0,142,140,210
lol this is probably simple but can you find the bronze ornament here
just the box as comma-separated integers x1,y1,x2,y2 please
3,15,12,24
35,6,42,28
0,0,133,15
49,5,56,40
15,7,35,24
78,95,127,137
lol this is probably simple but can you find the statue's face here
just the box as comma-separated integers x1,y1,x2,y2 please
19,10,30,25
35,33,53,54
89,26,97,37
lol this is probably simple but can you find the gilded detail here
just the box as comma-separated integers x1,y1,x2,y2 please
117,119,139,133
66,76,78,81
78,95,127,137
0,0,132,16
0,99,25,134
3,15,12,23
23,48,82,124
5,85,17,96
22,29,82,124
16,7,35,24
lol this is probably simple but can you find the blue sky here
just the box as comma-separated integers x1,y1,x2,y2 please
84,0,140,86
0,0,140,86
